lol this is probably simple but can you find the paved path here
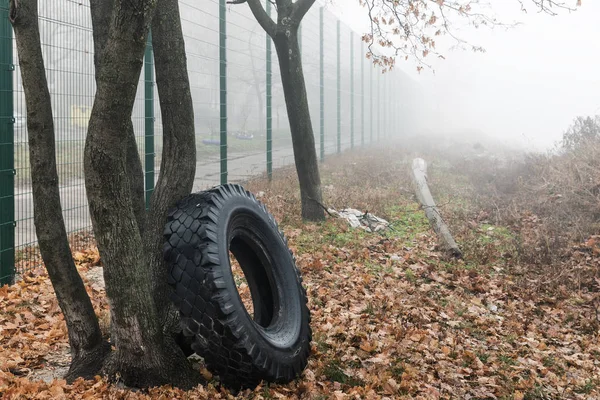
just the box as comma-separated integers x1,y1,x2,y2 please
13,146,307,248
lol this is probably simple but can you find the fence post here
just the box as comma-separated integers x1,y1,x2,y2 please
394,74,399,137
350,32,354,149
389,73,393,138
266,0,272,179
0,0,14,285
319,7,324,162
219,0,227,184
369,57,373,143
383,72,387,138
360,40,364,147
336,20,340,153
144,32,154,208
377,69,380,141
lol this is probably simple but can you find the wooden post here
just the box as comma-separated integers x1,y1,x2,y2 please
411,158,462,258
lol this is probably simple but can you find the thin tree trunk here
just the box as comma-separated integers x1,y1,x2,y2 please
9,0,108,381
147,0,197,331
273,30,324,221
89,0,146,234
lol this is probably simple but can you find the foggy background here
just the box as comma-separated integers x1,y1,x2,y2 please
329,0,600,151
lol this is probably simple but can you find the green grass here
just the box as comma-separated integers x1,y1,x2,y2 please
384,204,431,244
294,220,369,254
498,354,517,367
390,359,405,378
522,385,552,400
477,352,490,364
575,379,597,395
321,359,364,387
478,224,515,245
404,268,417,283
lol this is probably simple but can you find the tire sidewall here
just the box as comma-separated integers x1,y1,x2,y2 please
215,192,309,366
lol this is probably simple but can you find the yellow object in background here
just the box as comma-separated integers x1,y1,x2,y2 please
70,104,92,128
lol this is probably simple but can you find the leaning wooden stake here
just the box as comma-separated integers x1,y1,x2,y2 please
411,158,463,258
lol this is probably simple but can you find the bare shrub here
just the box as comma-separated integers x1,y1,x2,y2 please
447,138,600,291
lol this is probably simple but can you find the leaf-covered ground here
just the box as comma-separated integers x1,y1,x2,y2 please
1,147,599,399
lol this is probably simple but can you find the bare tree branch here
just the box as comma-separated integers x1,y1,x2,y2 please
291,0,316,22
228,0,277,36
360,0,580,72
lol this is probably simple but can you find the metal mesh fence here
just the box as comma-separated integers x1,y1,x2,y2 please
0,0,414,284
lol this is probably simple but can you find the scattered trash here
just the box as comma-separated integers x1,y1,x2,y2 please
487,303,498,313
327,208,389,233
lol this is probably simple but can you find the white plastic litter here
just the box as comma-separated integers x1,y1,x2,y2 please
327,207,389,233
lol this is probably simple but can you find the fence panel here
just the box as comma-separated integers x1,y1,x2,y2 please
0,0,413,283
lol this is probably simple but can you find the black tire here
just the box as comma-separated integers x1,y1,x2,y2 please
163,184,311,389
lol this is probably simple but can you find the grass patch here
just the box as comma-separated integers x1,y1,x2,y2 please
384,204,431,244
575,379,597,395
321,359,364,387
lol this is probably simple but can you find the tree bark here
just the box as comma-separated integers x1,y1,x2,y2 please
147,0,197,332
89,0,146,235
410,158,463,258
240,0,323,221
9,0,109,382
85,0,198,388
272,27,324,221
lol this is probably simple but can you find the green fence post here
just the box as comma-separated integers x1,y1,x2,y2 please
394,74,398,137
391,73,394,138
383,73,387,138
391,74,394,138
382,73,385,138
360,40,364,147
266,0,272,179
144,32,154,208
369,58,373,143
219,0,227,184
0,0,14,285
319,7,324,162
377,69,380,141
350,32,354,149
336,20,340,153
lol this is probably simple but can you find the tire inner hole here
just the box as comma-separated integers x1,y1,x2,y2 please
229,250,254,319
229,235,276,328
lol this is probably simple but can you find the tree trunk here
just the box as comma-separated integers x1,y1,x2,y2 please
89,0,146,235
147,0,197,332
85,0,198,388
9,0,109,382
272,28,324,221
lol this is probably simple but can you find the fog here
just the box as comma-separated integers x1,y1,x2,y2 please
328,0,600,151
18,1,599,154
